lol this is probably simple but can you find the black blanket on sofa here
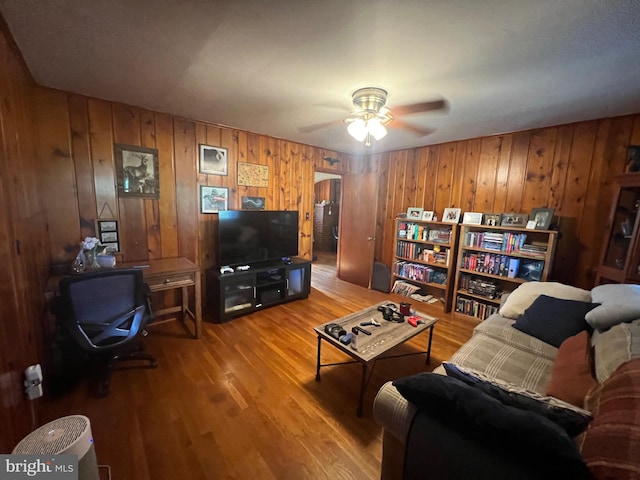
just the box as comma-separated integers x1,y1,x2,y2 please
396,373,592,480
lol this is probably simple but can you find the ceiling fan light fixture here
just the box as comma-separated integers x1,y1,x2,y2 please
347,118,368,142
352,87,388,113
367,117,387,140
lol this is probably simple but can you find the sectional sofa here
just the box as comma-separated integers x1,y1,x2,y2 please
374,282,640,479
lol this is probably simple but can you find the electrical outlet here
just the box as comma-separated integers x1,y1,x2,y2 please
24,364,43,400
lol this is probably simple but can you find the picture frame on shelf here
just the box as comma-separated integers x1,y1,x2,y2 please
462,212,483,225
199,144,228,176
407,207,424,219
200,186,228,213
114,144,159,198
526,220,537,230
501,213,529,227
625,146,640,173
483,213,502,227
519,259,544,281
421,210,434,221
530,207,554,230
442,207,462,223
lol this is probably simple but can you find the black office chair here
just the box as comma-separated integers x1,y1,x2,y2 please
57,268,158,397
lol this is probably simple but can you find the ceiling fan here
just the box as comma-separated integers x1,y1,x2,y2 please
298,87,448,146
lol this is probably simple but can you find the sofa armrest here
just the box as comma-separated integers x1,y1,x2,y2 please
373,381,419,480
373,381,418,442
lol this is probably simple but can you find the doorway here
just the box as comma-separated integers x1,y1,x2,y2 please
313,172,341,275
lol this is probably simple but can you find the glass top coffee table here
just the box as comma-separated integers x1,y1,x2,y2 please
314,300,438,416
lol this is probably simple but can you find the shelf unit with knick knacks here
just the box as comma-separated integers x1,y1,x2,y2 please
391,218,460,312
453,224,558,321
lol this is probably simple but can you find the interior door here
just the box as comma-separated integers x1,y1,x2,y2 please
337,171,378,287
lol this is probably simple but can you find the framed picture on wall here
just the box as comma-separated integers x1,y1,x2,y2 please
199,144,228,176
95,219,121,253
114,144,159,198
200,186,228,213
241,196,265,210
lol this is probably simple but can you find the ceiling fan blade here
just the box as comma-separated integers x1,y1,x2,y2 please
392,119,435,137
393,99,448,116
297,118,344,133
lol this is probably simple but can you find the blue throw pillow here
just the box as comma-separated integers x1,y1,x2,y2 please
512,295,599,348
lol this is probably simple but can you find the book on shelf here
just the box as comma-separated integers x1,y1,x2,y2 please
464,231,527,253
391,280,421,296
459,273,500,299
519,243,548,256
428,229,452,244
507,258,520,278
461,251,521,278
394,261,447,285
455,296,499,320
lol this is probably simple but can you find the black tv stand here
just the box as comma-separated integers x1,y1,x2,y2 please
206,257,311,322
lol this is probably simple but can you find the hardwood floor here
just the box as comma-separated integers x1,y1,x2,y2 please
42,254,476,480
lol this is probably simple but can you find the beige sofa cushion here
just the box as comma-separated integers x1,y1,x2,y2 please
475,314,559,360
499,282,591,320
447,332,556,394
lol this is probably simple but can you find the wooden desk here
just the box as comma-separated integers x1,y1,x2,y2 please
119,257,202,339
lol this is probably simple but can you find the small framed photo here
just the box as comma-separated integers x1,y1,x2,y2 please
95,219,120,253
483,213,502,227
200,186,229,213
102,242,119,254
199,144,228,176
421,211,434,221
115,144,159,198
501,213,529,227
626,146,640,173
100,231,118,243
442,207,462,223
526,220,537,230
407,207,424,219
241,196,265,210
462,212,483,225
530,207,554,230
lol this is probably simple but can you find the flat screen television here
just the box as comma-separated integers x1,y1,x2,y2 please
218,210,299,267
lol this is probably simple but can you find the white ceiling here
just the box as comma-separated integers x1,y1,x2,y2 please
2,0,640,155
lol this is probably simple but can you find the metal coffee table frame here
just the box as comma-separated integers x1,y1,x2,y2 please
314,301,438,417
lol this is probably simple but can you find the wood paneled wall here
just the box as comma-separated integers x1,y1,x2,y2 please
0,18,49,452
31,90,352,277
3,4,640,451
369,115,640,289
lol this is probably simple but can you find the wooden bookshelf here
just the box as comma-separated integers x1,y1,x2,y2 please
391,218,460,312
453,224,558,321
